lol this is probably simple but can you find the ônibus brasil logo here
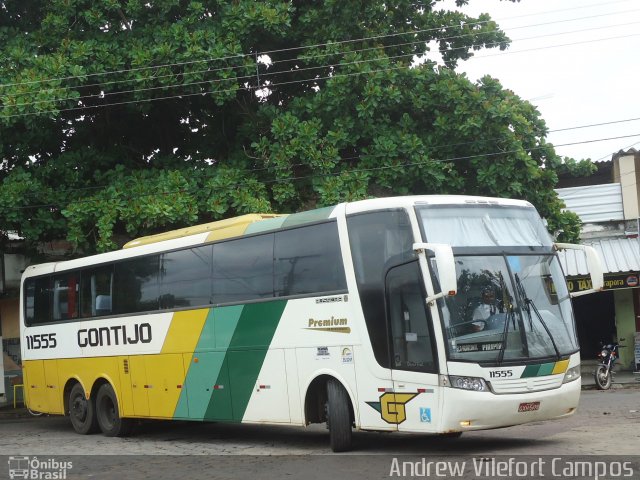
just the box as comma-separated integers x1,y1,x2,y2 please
8,456,72,479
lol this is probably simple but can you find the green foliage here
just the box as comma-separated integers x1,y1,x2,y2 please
0,0,585,252
62,167,200,251
556,157,598,177
546,210,583,244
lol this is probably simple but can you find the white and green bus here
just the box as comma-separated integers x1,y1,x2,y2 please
20,195,603,451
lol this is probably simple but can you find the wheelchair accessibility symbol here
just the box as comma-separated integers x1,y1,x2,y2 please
420,407,431,423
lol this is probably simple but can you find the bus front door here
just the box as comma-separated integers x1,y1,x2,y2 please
386,261,440,432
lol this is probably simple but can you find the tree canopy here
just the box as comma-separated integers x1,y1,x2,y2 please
0,0,592,253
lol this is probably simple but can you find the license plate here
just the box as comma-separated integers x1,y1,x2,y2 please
518,401,541,412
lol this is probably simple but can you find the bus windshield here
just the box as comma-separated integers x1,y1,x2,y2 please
435,254,577,363
418,204,576,364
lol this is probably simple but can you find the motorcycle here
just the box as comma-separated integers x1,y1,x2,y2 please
594,342,620,390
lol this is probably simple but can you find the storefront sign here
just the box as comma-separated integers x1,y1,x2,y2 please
565,273,640,293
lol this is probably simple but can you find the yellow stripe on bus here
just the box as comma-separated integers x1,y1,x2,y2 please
161,309,209,354
552,359,570,375
123,214,283,248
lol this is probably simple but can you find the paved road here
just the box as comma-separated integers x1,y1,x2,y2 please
1,389,638,479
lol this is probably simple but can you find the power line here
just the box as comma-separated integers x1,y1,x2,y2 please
593,141,640,162
6,132,640,211
6,115,640,204
4,30,640,121
459,32,640,62
7,116,640,203
552,116,640,133
1,4,638,90
6,17,640,110
5,13,638,102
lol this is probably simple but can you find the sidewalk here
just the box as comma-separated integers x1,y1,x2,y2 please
580,363,640,390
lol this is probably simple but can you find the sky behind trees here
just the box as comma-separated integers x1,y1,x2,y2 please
447,0,640,162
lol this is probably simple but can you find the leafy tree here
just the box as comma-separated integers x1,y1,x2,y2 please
0,0,590,253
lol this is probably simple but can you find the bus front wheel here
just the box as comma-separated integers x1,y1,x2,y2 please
68,383,99,434
95,383,133,437
326,378,353,452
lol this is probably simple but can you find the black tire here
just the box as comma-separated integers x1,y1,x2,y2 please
68,383,99,434
326,378,353,452
594,365,612,390
95,383,133,437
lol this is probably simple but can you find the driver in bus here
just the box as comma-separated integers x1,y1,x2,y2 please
471,286,498,331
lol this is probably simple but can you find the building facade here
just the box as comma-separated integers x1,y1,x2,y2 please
1,249,30,404
556,148,640,371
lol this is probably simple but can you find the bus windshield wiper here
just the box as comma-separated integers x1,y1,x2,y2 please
514,273,561,360
496,273,514,366
496,302,514,366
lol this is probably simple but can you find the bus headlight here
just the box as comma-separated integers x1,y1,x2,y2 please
563,365,581,384
448,375,489,392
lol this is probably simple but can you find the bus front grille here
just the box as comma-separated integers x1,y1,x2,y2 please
489,375,564,394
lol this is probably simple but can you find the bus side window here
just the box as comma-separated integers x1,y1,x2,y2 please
347,209,414,369
212,234,274,305
274,222,346,297
113,256,160,314
80,266,114,317
53,273,79,321
159,246,213,309
24,277,53,325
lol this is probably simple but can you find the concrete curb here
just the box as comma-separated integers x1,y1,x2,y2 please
582,382,640,391
581,368,640,390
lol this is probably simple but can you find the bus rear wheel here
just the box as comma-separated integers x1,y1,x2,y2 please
68,383,98,434
326,378,353,452
95,383,133,437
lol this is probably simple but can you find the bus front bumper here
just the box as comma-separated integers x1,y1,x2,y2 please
438,377,581,432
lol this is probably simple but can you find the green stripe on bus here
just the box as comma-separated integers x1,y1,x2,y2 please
214,305,244,348
174,384,190,419
204,300,287,421
521,364,541,378
537,363,555,376
281,206,335,228
245,206,335,235
181,350,229,419
520,362,558,378
175,306,244,420
244,216,288,234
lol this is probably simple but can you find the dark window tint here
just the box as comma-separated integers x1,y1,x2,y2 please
80,266,114,318
347,210,414,368
274,222,346,297
24,277,52,325
160,246,213,309
213,234,274,304
113,255,160,313
386,261,436,373
52,272,80,321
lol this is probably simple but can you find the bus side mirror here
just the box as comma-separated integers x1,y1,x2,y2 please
413,242,457,303
555,243,605,297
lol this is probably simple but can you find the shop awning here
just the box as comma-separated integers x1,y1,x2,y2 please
557,237,640,276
